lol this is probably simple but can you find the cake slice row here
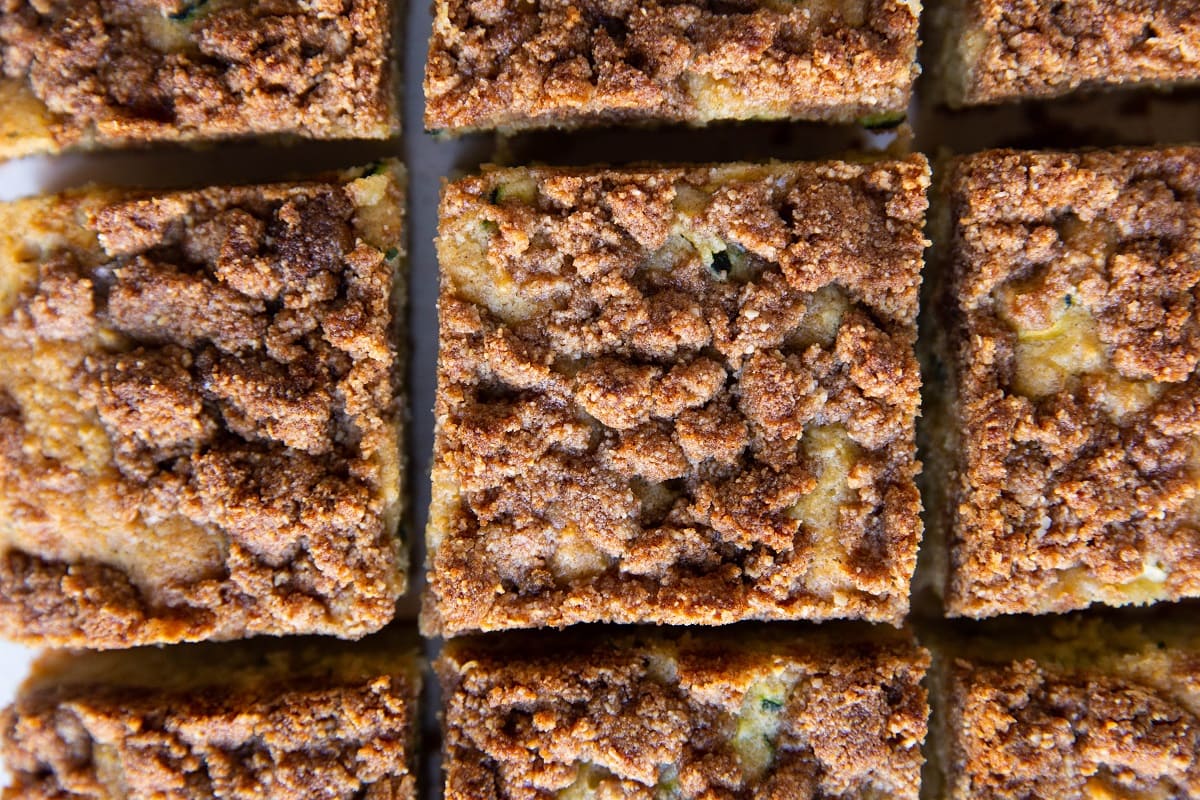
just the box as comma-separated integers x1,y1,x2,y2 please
0,148,1197,651
427,147,1200,633
4,615,1198,799
1,0,1197,157
427,0,1200,133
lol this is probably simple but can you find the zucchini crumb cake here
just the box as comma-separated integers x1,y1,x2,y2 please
935,147,1200,618
935,0,1200,107
930,614,1200,799
0,162,407,648
0,0,400,161
1,633,421,799
424,0,922,134
437,626,930,800
426,157,930,636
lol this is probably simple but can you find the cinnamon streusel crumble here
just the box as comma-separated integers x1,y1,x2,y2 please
0,161,407,648
425,0,922,133
438,626,930,800
0,0,399,161
935,147,1200,618
2,631,421,799
425,158,930,636
935,0,1200,107
929,614,1200,799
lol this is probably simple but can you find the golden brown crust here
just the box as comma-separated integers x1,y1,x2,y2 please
942,147,1200,617
941,0,1200,106
1,639,420,800
0,165,406,648
424,0,920,133
941,618,1200,799
438,627,930,800
426,158,930,636
0,0,398,157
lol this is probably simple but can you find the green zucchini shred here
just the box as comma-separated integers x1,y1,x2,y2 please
169,0,209,22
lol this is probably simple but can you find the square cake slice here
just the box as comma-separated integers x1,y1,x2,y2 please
0,161,407,648
438,626,930,800
936,0,1200,107
936,147,1200,618
426,157,930,636
2,632,421,800
0,0,399,161
424,0,921,134
930,614,1200,799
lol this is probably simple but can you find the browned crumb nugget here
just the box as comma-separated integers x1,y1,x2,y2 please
0,162,407,649
424,0,921,133
426,157,930,636
932,615,1200,799
0,0,399,160
937,147,1200,618
438,627,930,800
1,634,421,800
937,0,1200,107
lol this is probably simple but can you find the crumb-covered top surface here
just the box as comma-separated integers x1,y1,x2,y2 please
0,0,397,152
944,148,1200,617
943,0,1200,106
425,0,921,132
438,628,930,800
427,158,929,635
0,165,406,649
942,617,1200,799
1,637,420,800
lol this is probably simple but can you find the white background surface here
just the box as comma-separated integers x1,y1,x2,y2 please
0,2,1198,796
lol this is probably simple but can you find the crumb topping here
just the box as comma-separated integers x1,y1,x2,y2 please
438,631,929,800
948,657,1200,799
2,659,417,800
427,159,929,635
0,172,404,648
0,0,396,147
946,0,1200,105
944,148,1200,617
425,0,920,131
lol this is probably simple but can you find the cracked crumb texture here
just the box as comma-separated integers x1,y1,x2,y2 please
1,634,420,800
438,626,930,800
424,0,921,133
939,147,1200,618
426,157,930,636
936,615,1200,800
938,0,1200,107
0,0,398,161
0,161,407,649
